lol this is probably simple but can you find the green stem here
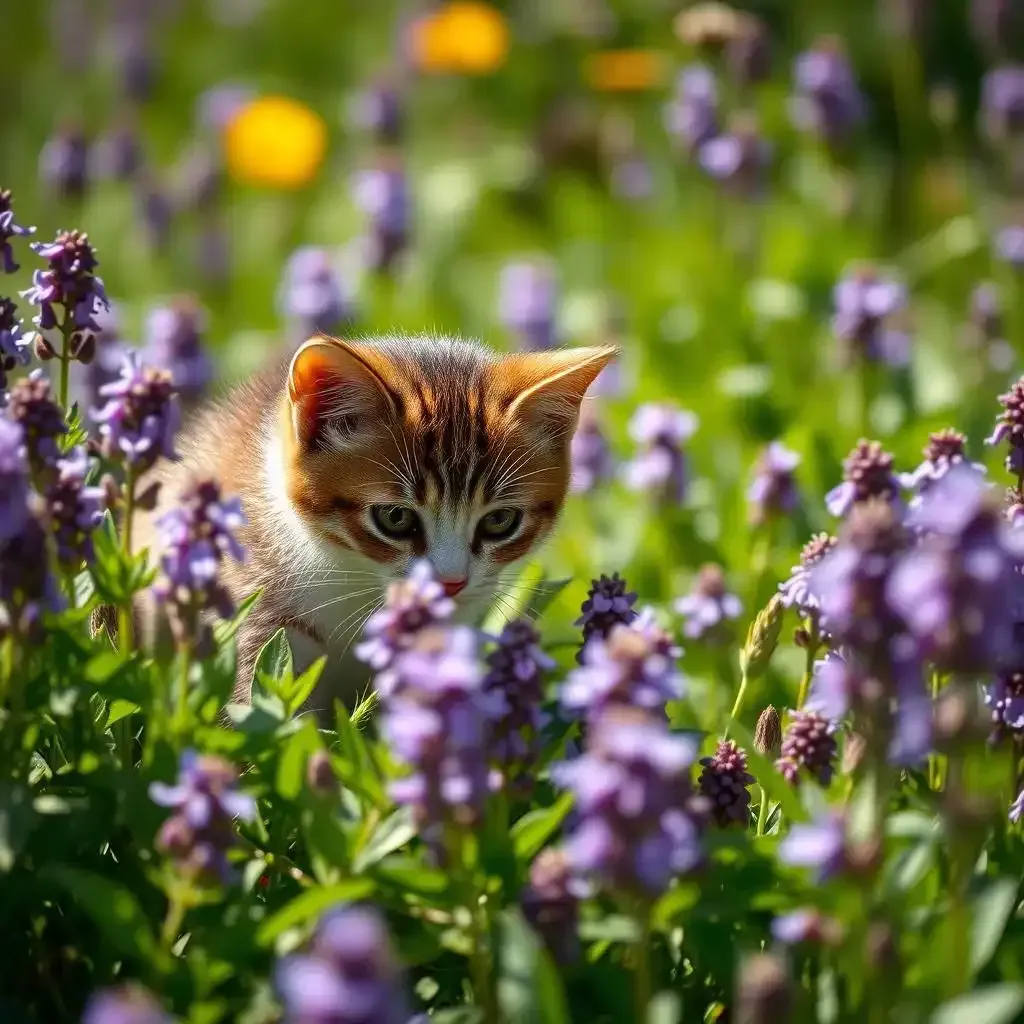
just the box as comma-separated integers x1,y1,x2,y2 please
796,616,820,710
118,467,136,655
756,786,769,837
176,645,193,740
57,320,71,413
723,661,747,742
633,906,652,1022
160,887,189,953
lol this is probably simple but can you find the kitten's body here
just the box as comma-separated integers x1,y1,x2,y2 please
134,334,614,716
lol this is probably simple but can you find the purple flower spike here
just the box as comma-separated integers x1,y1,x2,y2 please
0,505,64,640
554,709,705,897
987,375,1024,475
825,439,903,518
351,80,403,143
562,608,685,721
352,161,410,275
39,124,90,201
82,983,171,1024
664,65,719,155
275,904,413,1024
832,266,909,367
278,247,353,340
0,418,31,544
699,115,772,198
748,441,800,526
150,749,256,881
901,429,985,499
0,298,30,403
91,352,180,473
790,38,866,147
778,810,846,882
6,372,67,473
575,571,639,658
142,298,213,405
674,563,742,641
625,403,698,505
44,445,105,568
499,260,559,351
0,189,35,274
570,405,613,494
779,533,837,615
775,711,837,788
698,739,755,827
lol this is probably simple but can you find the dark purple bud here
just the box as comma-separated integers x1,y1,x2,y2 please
43,446,105,569
986,374,1024,474
0,500,64,641
5,372,67,473
352,80,403,142
825,439,903,518
574,571,638,659
775,711,837,787
699,739,755,827
352,160,410,275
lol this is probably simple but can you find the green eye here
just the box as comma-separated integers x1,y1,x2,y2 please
477,508,522,542
371,504,422,540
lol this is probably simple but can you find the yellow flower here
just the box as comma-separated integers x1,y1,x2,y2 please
412,1,509,75
585,49,668,93
223,95,327,190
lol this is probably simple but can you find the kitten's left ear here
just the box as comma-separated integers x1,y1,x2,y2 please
502,346,618,432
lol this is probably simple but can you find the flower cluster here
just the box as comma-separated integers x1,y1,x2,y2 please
152,477,246,649
82,984,171,1024
575,571,639,657
901,429,985,499
825,439,902,518
831,266,909,367
5,372,67,474
987,375,1024,477
748,441,800,526
0,297,30,404
779,532,837,618
664,65,719,155
149,750,257,881
674,563,742,642
499,260,559,351
570,405,613,493
43,446,105,569
624,403,698,505
275,904,413,1024
776,711,837,788
278,246,353,340
698,739,755,827
790,37,865,147
352,161,410,274
699,113,772,198
142,298,213,406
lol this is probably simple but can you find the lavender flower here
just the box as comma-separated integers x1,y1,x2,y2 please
698,740,755,827
664,65,719,155
575,572,638,657
997,225,1024,269
775,711,837,787
381,626,495,846
92,352,180,473
499,261,559,351
150,749,257,880
82,984,171,1024
562,609,685,721
790,38,866,147
624,403,698,505
554,710,704,896
80,301,132,415
39,123,90,200
1011,787,1024,824
771,908,843,946
482,618,554,795
825,439,903,518
982,65,1024,141
352,81,403,142
674,564,742,642
142,298,213,404
778,809,846,882
779,533,837,615
570,405,613,493
275,904,413,1024
699,115,772,198
6,372,67,473
352,162,410,274
44,445,105,568
0,298,30,403
197,83,254,133
985,670,1024,743
136,177,174,252
0,188,35,274
355,560,455,694
93,120,143,182
965,283,1015,373
277,247,353,340
112,17,156,103
832,267,909,367
522,848,581,965
0,418,31,543
987,375,1024,475
748,441,800,525
900,429,985,498
0,505,63,639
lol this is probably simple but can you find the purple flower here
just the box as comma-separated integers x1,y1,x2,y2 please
522,848,581,965
44,445,105,568
727,18,772,89
778,810,846,882
987,375,1024,476
624,403,698,505
278,247,353,340
790,38,866,146
93,121,143,182
575,571,638,658
275,904,413,1024
997,225,1024,269
352,162,410,274
112,17,157,103
982,65,1024,141
901,429,985,498
0,298,30,403
0,504,64,640
0,188,35,274
0,418,31,543
92,352,180,472
1011,787,1024,824
482,618,554,795
197,83,254,133
136,177,175,252
775,712,837,788
570,405,613,493
80,301,132,415
351,81,403,142
825,440,903,518
698,739,755,827
699,116,772,198
832,267,909,367
664,65,719,154
889,466,1024,674
779,533,837,615
39,123,90,200
82,984,171,1024
554,710,704,896
966,283,1015,374
985,670,1024,743
675,564,742,641
5,371,67,473
748,441,801,526
382,626,495,847
356,560,455,694
150,749,257,881
175,143,225,214
499,260,559,351
562,609,685,721
771,908,843,946
142,298,213,404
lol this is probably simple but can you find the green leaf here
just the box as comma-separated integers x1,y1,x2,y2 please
286,656,327,717
511,792,574,862
372,856,452,899
432,1011,484,1024
41,865,158,963
255,629,294,691
579,915,641,944
970,879,1021,978
0,783,32,874
215,590,262,644
106,699,139,726
652,882,701,930
497,907,570,1024
353,807,417,872
275,725,320,801
256,879,377,946
930,984,1024,1024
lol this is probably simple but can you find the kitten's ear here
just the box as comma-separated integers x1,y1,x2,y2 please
503,346,617,433
287,336,400,447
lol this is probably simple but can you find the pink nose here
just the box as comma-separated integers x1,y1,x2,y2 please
441,578,468,598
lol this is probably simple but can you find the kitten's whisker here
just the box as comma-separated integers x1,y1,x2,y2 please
335,600,384,657
302,586,384,620
328,595,383,648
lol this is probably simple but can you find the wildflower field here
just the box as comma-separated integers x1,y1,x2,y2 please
5,1,1024,1022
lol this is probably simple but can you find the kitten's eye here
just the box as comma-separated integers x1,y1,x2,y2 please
370,504,422,540
477,507,523,542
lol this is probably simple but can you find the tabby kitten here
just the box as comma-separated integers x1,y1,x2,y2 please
134,334,615,715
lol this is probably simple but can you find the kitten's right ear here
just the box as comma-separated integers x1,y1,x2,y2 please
287,336,400,448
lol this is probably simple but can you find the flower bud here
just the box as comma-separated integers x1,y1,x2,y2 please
306,750,336,796
741,594,784,680
754,705,782,757
34,334,57,361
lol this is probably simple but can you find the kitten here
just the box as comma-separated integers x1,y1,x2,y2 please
133,334,615,716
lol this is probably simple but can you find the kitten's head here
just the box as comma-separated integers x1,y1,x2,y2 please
281,335,615,599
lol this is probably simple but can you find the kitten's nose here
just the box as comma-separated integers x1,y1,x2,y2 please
441,577,468,598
